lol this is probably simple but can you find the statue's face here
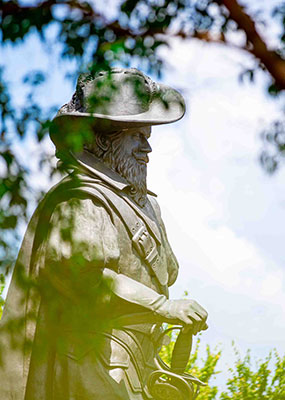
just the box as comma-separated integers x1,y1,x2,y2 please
119,126,152,166
86,125,152,206
103,126,152,206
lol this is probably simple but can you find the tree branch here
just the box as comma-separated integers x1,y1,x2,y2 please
222,0,285,90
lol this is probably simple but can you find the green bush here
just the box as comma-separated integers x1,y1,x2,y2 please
160,328,285,400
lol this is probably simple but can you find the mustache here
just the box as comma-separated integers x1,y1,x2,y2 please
133,151,149,164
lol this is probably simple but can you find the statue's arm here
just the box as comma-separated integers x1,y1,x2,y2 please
45,197,207,334
103,268,208,335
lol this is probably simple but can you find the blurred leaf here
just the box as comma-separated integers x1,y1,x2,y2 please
268,82,281,96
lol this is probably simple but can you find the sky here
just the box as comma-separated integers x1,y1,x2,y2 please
1,0,285,390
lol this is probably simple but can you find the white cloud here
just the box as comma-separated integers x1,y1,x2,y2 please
260,272,284,298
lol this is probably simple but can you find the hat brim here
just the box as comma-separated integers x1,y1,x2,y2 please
50,83,185,149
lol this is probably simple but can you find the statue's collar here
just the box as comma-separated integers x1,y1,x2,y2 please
71,150,157,197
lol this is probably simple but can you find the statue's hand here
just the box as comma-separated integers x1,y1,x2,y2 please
156,299,208,335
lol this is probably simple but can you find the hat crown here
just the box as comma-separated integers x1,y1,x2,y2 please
50,67,185,151
63,68,159,117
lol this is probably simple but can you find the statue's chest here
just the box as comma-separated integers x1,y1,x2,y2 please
79,182,172,292
111,207,169,294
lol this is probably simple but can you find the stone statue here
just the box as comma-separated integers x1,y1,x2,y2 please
0,68,208,400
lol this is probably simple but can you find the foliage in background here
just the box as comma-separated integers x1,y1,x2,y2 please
160,330,285,399
1,3,285,396
1,2,285,394
220,348,285,400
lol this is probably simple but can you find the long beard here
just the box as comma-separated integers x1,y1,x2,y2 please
103,141,148,207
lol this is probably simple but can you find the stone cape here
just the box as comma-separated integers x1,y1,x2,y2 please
0,152,179,400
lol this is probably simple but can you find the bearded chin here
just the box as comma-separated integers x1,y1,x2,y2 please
104,147,148,207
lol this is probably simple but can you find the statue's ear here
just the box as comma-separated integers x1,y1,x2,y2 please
95,133,111,152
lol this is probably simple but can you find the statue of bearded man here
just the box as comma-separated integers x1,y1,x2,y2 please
0,68,208,400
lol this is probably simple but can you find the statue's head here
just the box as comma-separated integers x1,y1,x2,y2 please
50,68,185,205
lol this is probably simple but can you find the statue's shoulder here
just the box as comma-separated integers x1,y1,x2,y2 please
44,173,112,211
148,194,162,220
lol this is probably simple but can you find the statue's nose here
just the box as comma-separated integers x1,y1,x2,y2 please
141,138,152,153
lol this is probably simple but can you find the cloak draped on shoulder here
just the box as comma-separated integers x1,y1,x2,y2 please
0,170,121,399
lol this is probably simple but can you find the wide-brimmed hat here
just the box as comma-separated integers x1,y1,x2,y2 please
50,68,185,149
